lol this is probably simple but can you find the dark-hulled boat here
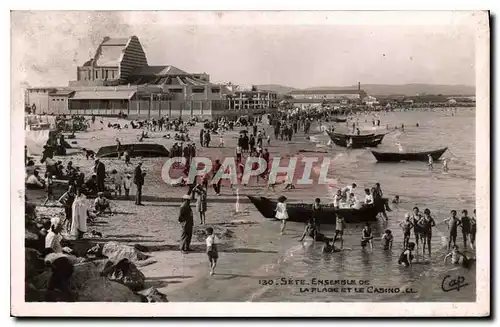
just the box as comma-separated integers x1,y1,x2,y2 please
370,147,448,162
97,143,170,158
326,131,385,149
331,117,347,123
248,196,379,224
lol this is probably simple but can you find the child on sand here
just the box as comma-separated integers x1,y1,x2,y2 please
275,196,288,235
205,227,218,276
123,174,132,197
219,133,224,147
110,169,123,196
43,173,55,205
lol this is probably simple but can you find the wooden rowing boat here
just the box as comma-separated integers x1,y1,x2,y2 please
96,143,170,158
370,147,448,162
247,196,379,224
326,131,386,149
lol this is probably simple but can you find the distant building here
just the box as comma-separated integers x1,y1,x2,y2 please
287,87,367,109
25,36,271,118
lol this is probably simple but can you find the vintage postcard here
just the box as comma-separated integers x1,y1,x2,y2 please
11,11,490,316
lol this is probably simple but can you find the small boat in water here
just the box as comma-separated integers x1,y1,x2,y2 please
248,196,379,224
371,147,448,162
97,143,170,158
326,131,385,149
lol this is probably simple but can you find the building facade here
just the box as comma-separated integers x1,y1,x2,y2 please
287,88,367,109
25,36,276,118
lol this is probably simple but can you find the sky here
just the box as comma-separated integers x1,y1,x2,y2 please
11,11,478,90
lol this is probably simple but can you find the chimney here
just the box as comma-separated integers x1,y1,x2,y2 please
358,82,361,91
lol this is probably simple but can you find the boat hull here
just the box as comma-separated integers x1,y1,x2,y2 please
371,147,448,162
97,143,170,158
327,131,385,149
248,196,379,224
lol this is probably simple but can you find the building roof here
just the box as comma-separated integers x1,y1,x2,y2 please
127,70,214,87
131,65,189,76
289,89,364,95
49,90,75,96
101,38,130,46
71,90,136,100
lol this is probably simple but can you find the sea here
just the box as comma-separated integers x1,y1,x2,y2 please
243,107,477,302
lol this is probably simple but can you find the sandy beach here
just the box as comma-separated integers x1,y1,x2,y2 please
27,116,339,301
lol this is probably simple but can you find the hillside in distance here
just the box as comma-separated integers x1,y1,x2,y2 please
304,84,475,96
254,84,297,94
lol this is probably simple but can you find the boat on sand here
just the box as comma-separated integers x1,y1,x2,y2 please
370,147,448,162
248,196,379,224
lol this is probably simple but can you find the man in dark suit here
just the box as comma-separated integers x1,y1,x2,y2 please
93,159,106,192
134,161,145,205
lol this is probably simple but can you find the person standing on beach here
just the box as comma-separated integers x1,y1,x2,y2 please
275,195,288,235
134,162,145,205
93,159,106,192
179,194,194,253
71,188,88,239
58,185,75,231
195,184,208,224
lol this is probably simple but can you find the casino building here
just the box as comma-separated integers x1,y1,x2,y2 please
25,36,277,118
287,83,367,109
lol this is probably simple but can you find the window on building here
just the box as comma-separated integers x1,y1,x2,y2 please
211,88,220,94
105,70,108,80
192,88,205,94
95,71,98,79
170,89,183,93
111,70,115,79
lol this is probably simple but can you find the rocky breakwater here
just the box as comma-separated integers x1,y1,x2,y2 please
25,201,168,302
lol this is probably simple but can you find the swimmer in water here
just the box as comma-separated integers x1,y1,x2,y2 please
444,245,470,267
399,213,414,249
442,158,449,172
420,208,437,256
428,154,433,170
470,209,477,250
398,242,416,267
392,195,400,204
460,209,472,249
333,214,346,250
361,223,373,251
381,229,394,250
443,210,461,250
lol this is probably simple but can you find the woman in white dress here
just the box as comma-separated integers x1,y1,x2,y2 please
275,195,289,235
71,188,88,239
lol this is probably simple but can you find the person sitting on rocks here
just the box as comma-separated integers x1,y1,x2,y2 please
81,148,96,160
83,174,99,195
45,217,64,253
26,170,45,189
94,192,111,215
